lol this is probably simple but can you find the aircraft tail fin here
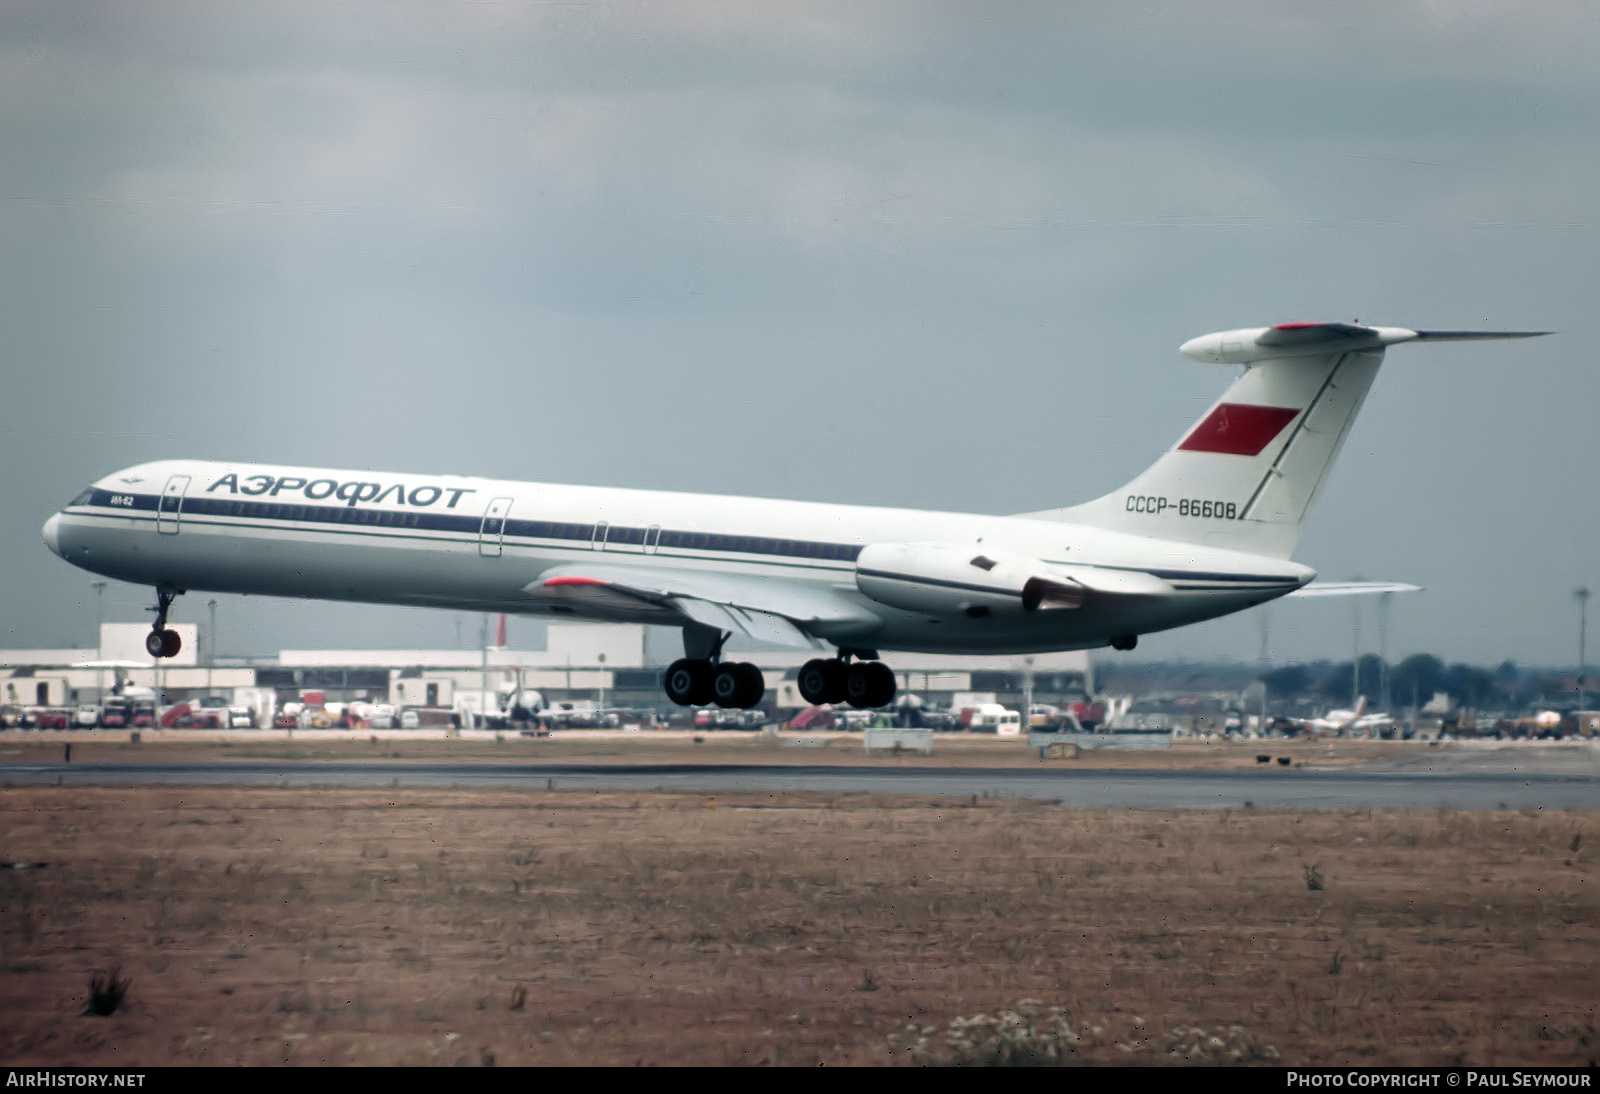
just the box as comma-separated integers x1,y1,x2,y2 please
1023,323,1548,559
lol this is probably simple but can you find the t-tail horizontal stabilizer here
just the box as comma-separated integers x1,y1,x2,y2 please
1180,323,1550,364
1025,323,1550,558
1285,581,1422,599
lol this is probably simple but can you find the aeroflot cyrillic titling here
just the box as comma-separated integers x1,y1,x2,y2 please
205,474,477,509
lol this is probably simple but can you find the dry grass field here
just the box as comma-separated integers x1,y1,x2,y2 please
0,784,1593,1067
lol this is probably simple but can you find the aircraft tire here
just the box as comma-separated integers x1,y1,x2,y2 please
146,628,182,659
865,661,896,707
733,662,765,708
845,661,896,708
797,659,844,706
713,662,765,709
664,659,713,706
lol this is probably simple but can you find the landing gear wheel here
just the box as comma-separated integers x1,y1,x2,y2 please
713,662,765,709
145,584,184,659
845,661,896,708
146,628,182,659
798,658,845,706
1110,634,1138,651
664,659,714,706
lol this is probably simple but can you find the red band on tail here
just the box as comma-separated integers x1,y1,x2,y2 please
1177,403,1300,456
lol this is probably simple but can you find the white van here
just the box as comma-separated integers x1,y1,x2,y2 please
964,703,1022,736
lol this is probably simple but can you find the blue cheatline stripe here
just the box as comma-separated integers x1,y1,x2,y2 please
67,490,1296,590
72,489,864,565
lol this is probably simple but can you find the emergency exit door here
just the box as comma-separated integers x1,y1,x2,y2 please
156,474,190,535
479,496,512,557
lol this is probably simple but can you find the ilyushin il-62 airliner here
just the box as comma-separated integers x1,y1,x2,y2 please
42,322,1544,711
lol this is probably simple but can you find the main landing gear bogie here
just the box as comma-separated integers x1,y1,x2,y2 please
798,657,896,709
664,658,765,710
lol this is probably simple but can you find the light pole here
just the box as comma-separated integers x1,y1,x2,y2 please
479,614,490,730
90,580,106,656
1577,587,1591,712
1377,591,1393,713
206,598,218,694
1351,582,1364,712
1022,655,1034,731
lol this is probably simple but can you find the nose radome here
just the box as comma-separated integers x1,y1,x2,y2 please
41,512,63,557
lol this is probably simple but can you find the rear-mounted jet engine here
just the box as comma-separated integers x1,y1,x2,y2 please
854,542,1085,619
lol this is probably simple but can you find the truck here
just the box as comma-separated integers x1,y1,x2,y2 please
100,696,130,728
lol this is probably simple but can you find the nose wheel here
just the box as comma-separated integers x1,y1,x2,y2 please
145,584,184,659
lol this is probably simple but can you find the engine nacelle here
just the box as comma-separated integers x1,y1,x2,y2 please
854,542,1084,617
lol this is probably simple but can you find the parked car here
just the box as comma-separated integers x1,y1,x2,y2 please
31,708,71,729
72,704,102,728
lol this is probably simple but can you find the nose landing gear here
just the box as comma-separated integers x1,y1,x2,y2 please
145,584,185,659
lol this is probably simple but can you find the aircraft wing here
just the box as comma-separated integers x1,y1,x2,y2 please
525,562,880,649
1285,581,1422,598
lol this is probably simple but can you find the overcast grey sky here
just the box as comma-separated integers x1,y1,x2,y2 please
2,1,1595,668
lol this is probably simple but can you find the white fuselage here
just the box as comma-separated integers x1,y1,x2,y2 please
42,458,1313,655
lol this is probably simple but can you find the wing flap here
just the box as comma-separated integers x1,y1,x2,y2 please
669,599,820,649
526,561,872,646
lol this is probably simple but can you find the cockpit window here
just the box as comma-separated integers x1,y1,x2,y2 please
70,487,96,507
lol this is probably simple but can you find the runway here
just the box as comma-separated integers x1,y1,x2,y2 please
3,758,1597,810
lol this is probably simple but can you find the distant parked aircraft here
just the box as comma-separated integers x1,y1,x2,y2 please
1297,698,1395,735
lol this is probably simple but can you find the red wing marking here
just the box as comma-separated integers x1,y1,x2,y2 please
1177,403,1300,457
543,576,609,587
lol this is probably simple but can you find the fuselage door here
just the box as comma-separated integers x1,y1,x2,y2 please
479,496,512,557
156,474,190,535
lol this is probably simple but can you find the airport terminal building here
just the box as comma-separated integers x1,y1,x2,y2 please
0,622,1092,722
